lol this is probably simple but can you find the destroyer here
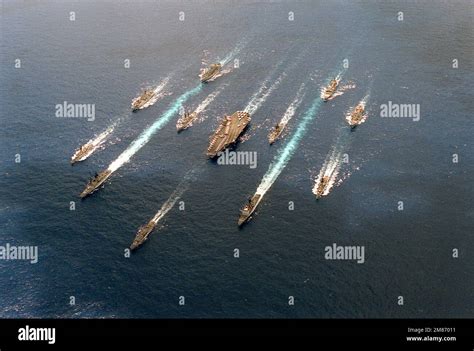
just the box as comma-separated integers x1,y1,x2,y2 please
238,193,262,226
200,63,221,83
348,104,365,128
268,122,285,144
71,142,95,165
131,88,155,111
130,219,156,250
322,79,339,101
314,176,330,199
176,110,198,132
79,170,112,198
207,111,251,158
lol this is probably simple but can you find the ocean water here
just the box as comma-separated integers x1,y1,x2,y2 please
0,0,473,318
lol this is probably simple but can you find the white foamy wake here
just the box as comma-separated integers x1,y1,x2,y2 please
280,82,306,126
244,70,287,116
150,167,200,225
193,84,227,115
312,148,343,197
219,40,247,66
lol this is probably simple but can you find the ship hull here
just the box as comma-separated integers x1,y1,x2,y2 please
79,171,112,198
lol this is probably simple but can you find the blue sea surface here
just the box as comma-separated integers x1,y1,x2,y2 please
0,0,473,318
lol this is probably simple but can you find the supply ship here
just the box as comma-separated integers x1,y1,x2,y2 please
200,63,222,83
322,79,339,101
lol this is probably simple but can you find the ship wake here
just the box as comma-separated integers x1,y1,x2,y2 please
193,84,227,119
312,147,344,198
106,84,203,175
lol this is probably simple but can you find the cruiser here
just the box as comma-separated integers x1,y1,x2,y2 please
322,79,339,101
238,193,262,226
314,176,330,199
348,104,365,128
268,123,285,144
200,63,222,83
79,170,112,198
176,110,198,132
207,111,251,158
131,88,155,111
71,142,95,165
130,219,156,250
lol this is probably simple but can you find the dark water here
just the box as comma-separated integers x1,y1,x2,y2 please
1,1,473,318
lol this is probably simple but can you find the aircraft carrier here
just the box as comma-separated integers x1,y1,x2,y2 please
200,63,222,83
79,170,112,198
238,193,262,226
348,104,365,128
131,88,155,111
176,111,198,132
207,111,251,158
322,79,339,101
130,219,157,250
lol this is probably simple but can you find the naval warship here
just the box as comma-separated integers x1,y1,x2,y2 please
200,63,222,83
79,170,112,198
322,79,339,101
176,111,198,132
238,193,262,226
131,88,155,111
207,111,251,158
348,104,365,128
71,142,95,165
314,176,330,199
268,122,285,144
130,219,156,250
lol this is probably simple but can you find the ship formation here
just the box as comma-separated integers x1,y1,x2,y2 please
70,54,370,250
